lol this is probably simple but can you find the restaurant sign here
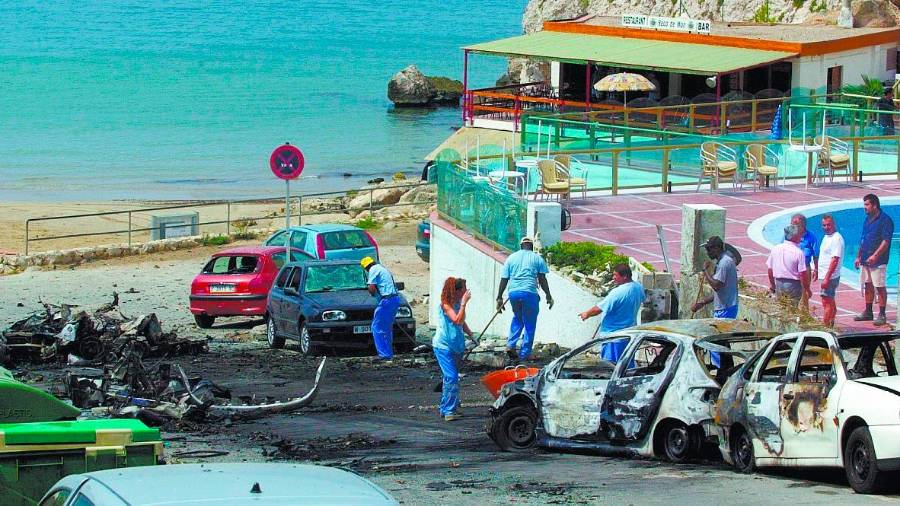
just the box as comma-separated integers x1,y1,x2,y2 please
621,14,711,35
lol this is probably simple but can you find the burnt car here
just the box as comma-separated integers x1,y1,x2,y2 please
265,259,416,356
714,331,900,494
488,319,774,463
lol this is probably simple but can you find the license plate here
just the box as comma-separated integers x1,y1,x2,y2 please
210,284,236,293
353,325,371,334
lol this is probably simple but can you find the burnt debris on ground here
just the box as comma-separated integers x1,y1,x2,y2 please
0,292,205,366
68,351,327,426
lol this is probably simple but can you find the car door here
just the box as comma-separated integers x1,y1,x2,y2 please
741,334,800,457
282,266,304,337
269,267,292,333
538,337,627,440
778,332,842,459
599,334,682,441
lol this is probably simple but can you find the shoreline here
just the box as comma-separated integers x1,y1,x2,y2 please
0,168,427,205
0,176,433,255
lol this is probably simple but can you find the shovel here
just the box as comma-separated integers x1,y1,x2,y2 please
432,298,507,393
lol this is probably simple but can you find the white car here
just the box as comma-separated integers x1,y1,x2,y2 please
714,331,900,494
488,319,774,462
39,463,399,505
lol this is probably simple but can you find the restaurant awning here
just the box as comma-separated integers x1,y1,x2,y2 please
464,31,797,76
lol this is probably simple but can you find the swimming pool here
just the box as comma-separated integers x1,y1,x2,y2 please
748,197,900,292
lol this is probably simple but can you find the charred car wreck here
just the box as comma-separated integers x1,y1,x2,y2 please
715,331,900,494
488,319,775,463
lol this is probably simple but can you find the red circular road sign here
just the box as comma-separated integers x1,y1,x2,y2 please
269,144,305,180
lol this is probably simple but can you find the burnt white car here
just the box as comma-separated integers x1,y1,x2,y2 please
488,319,773,462
714,331,900,494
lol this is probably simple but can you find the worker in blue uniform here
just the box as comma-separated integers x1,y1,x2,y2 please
578,263,645,362
362,256,400,360
496,236,554,363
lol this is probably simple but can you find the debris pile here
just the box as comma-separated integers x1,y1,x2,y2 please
0,293,205,365
68,353,327,425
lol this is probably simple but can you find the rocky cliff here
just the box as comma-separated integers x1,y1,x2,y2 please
500,0,898,84
522,0,898,33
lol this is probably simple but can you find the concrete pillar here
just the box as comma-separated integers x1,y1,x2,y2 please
527,201,562,249
678,204,726,318
668,73,682,97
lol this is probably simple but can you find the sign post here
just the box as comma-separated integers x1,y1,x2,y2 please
269,143,305,261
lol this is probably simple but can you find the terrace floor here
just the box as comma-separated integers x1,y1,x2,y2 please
562,180,900,331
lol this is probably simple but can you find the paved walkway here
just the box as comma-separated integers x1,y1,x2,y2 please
562,181,900,331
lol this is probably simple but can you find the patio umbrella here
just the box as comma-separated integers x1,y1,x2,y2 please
593,73,657,125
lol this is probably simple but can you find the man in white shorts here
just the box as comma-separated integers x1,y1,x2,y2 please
855,194,894,326
818,214,844,327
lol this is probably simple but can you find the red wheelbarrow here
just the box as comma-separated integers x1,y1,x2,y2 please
481,366,540,399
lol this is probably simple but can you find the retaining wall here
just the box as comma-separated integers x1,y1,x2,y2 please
428,214,673,350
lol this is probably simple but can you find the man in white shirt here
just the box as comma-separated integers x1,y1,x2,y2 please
818,214,845,327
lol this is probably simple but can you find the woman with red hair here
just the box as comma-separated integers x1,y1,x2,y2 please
433,277,473,421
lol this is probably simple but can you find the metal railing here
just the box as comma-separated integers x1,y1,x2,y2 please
450,132,900,196
23,181,433,255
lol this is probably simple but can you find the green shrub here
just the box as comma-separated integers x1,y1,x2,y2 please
354,216,380,230
232,218,258,240
392,172,407,182
752,3,777,23
841,75,884,109
544,242,653,273
201,234,232,246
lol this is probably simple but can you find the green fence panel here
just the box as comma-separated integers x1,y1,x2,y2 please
436,157,526,253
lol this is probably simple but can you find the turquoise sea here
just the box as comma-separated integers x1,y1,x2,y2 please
0,1,525,202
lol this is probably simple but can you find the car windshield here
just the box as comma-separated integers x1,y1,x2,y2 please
839,335,900,379
304,264,367,292
202,255,259,274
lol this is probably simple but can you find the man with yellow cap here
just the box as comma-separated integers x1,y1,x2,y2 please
362,256,400,359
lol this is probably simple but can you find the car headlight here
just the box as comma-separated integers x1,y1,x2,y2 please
321,310,347,321
397,306,412,318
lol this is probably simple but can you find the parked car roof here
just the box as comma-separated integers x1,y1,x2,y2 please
211,245,294,257
285,224,363,233
51,463,398,505
629,319,765,340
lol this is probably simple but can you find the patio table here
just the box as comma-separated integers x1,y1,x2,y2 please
489,170,527,194
788,144,822,189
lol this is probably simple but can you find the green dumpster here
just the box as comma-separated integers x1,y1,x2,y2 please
0,366,79,424
0,419,163,505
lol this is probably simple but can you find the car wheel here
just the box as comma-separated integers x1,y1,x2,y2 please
491,405,537,452
298,322,318,356
663,422,694,463
845,426,888,494
267,318,285,349
731,427,755,474
194,314,215,329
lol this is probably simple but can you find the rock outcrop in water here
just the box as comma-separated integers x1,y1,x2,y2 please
388,65,463,107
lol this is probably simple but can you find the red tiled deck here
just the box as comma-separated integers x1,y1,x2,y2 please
563,181,900,331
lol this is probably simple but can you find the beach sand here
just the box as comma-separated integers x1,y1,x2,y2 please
0,189,428,255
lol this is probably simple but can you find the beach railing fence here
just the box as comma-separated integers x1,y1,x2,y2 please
23,181,432,255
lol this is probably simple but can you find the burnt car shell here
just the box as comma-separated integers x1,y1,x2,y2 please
488,319,776,461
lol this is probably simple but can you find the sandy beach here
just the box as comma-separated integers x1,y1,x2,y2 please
0,181,432,255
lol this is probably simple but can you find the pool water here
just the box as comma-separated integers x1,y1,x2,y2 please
758,200,900,291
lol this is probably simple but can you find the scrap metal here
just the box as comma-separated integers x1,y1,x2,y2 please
0,293,205,366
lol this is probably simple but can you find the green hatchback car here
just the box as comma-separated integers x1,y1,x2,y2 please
264,224,378,262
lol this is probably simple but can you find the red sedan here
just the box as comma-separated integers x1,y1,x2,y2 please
189,246,307,328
